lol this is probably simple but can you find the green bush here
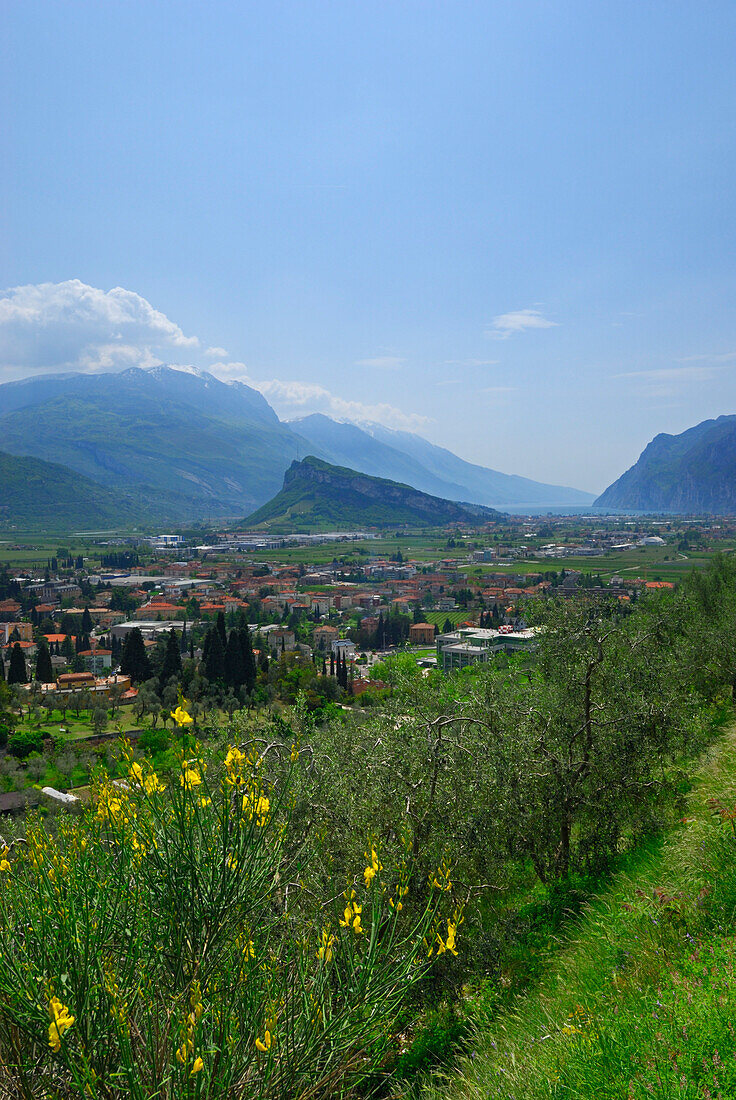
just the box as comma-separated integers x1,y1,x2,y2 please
137,726,170,755
393,1001,469,1082
7,728,44,759
0,738,455,1097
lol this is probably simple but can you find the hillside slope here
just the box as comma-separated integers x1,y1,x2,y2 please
422,723,736,1100
595,415,736,513
0,450,174,530
244,456,500,530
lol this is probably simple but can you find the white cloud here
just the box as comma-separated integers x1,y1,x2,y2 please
355,356,405,370
675,351,736,364
202,361,429,429
444,358,500,366
205,360,250,381
0,279,199,377
0,280,433,433
236,376,430,431
614,367,716,383
487,309,558,339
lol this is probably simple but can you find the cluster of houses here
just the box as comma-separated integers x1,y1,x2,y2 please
0,527,680,707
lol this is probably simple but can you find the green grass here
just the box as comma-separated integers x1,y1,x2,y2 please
467,546,716,583
12,704,230,750
421,611,477,627
418,720,736,1100
14,707,143,742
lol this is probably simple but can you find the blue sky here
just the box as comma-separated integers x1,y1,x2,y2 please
2,1,736,493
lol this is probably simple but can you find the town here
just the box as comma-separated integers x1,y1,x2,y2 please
0,512,729,811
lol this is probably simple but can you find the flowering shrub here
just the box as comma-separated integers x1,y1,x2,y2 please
0,731,454,1097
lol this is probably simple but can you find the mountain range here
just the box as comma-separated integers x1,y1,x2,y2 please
0,366,594,526
594,415,736,514
245,456,500,531
290,414,593,509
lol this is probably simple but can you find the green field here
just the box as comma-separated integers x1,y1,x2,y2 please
421,610,477,627
12,706,146,743
467,545,716,582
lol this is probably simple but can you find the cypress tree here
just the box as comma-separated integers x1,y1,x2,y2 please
204,626,225,684
159,628,182,689
8,642,27,685
216,612,227,650
0,653,5,681
35,640,53,683
180,620,188,655
238,627,257,694
81,607,93,634
224,630,244,688
330,652,335,677
120,628,152,685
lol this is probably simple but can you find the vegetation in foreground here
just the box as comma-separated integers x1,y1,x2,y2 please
0,727,457,1098
419,722,736,1100
3,555,736,1095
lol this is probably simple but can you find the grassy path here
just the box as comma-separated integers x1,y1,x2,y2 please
418,723,736,1100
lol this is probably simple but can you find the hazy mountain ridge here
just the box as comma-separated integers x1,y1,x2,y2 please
292,413,595,508
595,415,736,513
244,456,500,531
0,366,593,525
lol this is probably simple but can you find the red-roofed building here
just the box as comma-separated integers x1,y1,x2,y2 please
78,649,113,674
409,623,436,645
139,599,183,616
2,638,37,658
